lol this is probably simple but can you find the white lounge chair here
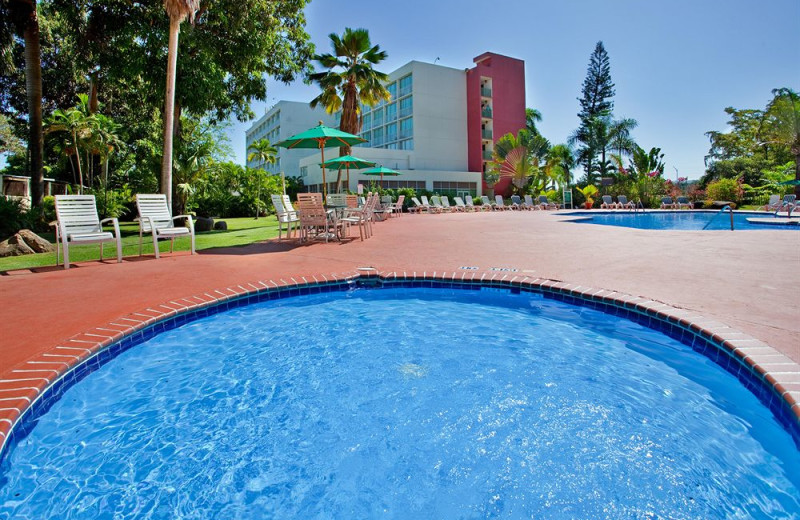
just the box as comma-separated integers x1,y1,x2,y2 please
494,195,511,210
466,195,487,211
54,194,122,269
453,196,470,212
760,194,781,212
408,196,425,213
523,195,540,210
480,195,496,210
271,194,299,240
420,195,442,213
431,196,452,212
660,197,677,209
135,194,195,259
441,195,462,212
676,196,692,210
509,195,523,210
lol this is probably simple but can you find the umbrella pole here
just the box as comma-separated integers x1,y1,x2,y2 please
320,143,327,199
346,166,350,193
281,171,286,196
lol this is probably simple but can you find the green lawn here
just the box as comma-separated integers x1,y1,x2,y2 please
0,217,280,272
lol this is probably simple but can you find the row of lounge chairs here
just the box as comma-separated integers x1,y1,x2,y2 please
409,194,561,213
760,194,797,213
53,194,195,269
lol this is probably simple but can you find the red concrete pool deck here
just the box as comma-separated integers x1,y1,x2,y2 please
1,210,799,442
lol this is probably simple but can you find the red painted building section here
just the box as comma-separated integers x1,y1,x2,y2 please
466,52,527,196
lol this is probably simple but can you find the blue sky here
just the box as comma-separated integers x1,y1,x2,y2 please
231,0,799,180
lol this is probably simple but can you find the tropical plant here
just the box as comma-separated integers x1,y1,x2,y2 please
525,108,542,137
161,0,200,210
44,96,95,192
545,143,575,188
491,130,551,194
247,138,278,171
576,184,598,207
309,27,390,192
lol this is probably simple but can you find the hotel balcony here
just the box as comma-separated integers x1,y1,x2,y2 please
482,129,492,140
480,87,492,97
481,108,492,118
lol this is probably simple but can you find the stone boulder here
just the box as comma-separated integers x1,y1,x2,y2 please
194,217,214,232
0,230,55,257
213,221,227,231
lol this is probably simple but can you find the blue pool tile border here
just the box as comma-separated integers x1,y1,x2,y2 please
1,272,798,465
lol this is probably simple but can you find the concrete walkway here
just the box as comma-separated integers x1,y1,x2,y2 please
2,210,798,376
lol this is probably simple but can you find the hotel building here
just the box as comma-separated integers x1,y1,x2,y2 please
246,52,526,197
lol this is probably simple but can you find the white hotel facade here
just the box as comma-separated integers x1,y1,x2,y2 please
245,52,527,198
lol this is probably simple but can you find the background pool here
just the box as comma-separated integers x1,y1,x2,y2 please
1,288,798,519
565,210,800,230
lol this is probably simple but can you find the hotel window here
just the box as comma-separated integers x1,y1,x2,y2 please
372,107,384,128
399,118,413,139
387,82,397,100
399,138,413,150
399,96,412,118
386,143,398,150
359,130,371,147
300,166,307,178
363,113,371,129
386,122,397,142
385,102,397,122
399,74,412,97
372,127,384,146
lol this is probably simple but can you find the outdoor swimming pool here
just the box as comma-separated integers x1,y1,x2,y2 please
1,286,798,518
565,210,800,230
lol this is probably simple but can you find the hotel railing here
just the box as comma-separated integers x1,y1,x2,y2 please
481,87,492,97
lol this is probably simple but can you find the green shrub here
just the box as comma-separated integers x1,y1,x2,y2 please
706,178,743,204
0,197,50,239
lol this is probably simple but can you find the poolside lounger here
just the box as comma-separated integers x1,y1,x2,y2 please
616,195,636,210
135,194,196,259
443,196,464,212
466,195,487,211
433,196,453,212
600,195,618,209
538,195,559,210
389,195,405,217
676,196,692,210
779,195,797,213
494,195,511,210
453,196,470,212
660,197,677,209
408,197,425,213
523,195,540,210
421,195,443,213
54,195,123,269
480,195,496,210
759,194,781,212
510,195,523,210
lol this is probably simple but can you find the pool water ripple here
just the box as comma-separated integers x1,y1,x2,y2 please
0,287,798,519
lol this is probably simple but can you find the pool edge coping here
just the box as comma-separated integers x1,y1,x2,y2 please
1,269,798,457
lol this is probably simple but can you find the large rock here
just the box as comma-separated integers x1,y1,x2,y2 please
17,229,56,253
0,230,53,257
213,221,227,231
194,217,214,232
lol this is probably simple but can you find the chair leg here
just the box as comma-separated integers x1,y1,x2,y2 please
152,233,160,259
139,230,143,256
63,241,70,269
190,231,195,254
99,242,104,261
170,238,174,253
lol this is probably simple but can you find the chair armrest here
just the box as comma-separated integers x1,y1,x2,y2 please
49,220,57,228
100,217,121,237
173,214,195,231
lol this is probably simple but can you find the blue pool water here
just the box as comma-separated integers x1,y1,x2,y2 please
565,210,800,230
1,287,799,519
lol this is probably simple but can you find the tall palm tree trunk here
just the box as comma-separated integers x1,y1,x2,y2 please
72,130,83,193
21,0,44,207
160,16,181,209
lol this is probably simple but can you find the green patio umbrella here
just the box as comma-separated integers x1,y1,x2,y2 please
777,179,800,186
320,155,376,193
275,122,366,198
361,166,401,188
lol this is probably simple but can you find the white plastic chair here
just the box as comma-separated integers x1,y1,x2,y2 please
54,195,122,269
270,194,299,241
135,194,195,259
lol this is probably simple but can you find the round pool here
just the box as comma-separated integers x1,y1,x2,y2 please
1,287,798,519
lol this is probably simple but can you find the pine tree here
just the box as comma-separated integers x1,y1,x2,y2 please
578,41,615,122
573,41,616,180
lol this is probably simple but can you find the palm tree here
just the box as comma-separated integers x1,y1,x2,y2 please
609,117,638,159
1,0,43,207
247,138,277,217
525,108,543,137
309,27,390,192
161,0,200,210
44,99,96,193
545,144,575,189
247,138,277,171
492,130,550,194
